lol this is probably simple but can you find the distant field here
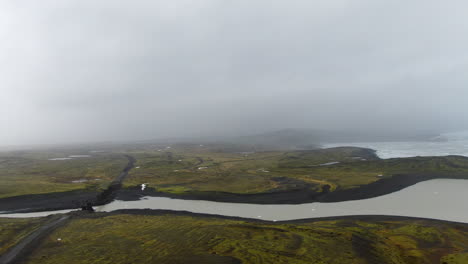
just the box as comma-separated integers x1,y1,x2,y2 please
124,144,286,194
123,144,468,196
3,143,468,201
20,213,468,264
0,144,468,201
0,151,128,199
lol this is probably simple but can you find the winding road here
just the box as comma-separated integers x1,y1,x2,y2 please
0,215,70,264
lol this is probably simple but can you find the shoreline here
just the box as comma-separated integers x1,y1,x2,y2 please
115,173,468,204
73,209,468,226
0,154,136,214
0,190,99,213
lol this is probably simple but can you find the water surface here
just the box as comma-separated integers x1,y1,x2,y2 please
2,179,467,223
325,140,468,159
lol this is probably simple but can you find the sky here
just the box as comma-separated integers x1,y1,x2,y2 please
1,0,468,146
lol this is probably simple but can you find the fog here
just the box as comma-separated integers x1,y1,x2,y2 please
1,0,468,146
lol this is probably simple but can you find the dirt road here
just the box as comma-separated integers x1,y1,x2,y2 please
0,215,70,264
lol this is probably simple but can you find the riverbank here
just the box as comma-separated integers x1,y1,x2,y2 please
3,172,468,215
102,209,468,226
3,147,468,214
115,172,468,204
4,178,468,223
119,145,468,204
0,155,135,214
0,190,99,213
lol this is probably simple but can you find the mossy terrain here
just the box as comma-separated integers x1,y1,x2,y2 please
2,144,468,204
0,217,48,255
124,144,285,194
0,151,128,199
21,213,468,264
123,144,468,197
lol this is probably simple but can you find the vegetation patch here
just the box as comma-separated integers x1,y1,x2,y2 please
0,217,47,255
122,144,468,199
0,151,128,199
19,213,468,264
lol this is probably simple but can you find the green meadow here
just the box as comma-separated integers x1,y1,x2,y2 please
3,144,468,200
123,144,468,196
18,213,468,264
0,151,128,199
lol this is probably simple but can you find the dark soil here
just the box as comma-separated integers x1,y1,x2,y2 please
0,190,99,213
115,173,468,204
0,155,135,214
2,153,468,212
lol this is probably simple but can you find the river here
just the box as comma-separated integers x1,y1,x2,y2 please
2,136,468,222
1,179,467,223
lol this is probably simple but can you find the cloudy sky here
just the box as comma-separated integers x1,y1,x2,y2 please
1,0,468,145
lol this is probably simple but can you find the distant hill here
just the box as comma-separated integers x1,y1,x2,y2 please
128,129,440,152
222,129,438,150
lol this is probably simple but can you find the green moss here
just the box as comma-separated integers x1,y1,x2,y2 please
122,145,468,196
4,144,468,200
18,214,468,264
441,253,468,264
0,217,47,255
156,186,192,194
0,152,128,198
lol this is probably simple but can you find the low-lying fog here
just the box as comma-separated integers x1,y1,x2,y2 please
2,1,468,146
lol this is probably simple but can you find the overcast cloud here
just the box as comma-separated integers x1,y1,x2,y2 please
1,0,468,145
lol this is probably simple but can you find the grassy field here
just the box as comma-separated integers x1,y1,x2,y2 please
124,144,285,194
123,144,468,196
19,212,468,264
2,143,468,200
0,150,128,199
0,217,48,255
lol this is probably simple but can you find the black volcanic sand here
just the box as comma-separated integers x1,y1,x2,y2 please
0,190,99,213
1,148,467,212
115,173,468,204
2,172,468,214
0,155,135,214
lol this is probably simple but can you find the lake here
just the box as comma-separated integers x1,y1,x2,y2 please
325,132,468,159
